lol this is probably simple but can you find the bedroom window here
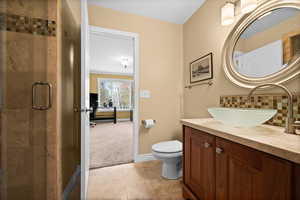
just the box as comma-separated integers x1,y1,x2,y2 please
97,78,133,110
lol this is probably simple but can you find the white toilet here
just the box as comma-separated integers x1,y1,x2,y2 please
152,140,182,180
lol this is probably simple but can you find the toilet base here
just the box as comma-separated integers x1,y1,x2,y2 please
152,147,183,180
161,158,182,180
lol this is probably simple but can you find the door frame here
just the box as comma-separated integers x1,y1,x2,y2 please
80,0,90,199
89,25,140,162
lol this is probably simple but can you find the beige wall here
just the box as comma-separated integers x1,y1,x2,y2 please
183,0,300,119
88,6,183,154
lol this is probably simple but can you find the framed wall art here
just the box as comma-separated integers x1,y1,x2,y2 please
190,53,213,84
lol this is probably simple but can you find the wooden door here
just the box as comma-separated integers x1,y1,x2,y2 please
216,137,292,200
184,126,215,200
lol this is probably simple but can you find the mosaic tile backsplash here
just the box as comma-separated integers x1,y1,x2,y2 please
0,13,56,36
220,94,300,128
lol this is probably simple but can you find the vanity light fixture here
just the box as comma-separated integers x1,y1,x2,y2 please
221,2,235,26
241,0,258,14
221,0,258,26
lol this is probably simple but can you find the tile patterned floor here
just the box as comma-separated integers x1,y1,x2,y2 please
87,160,184,200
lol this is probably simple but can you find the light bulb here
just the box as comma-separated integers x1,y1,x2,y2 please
221,2,235,26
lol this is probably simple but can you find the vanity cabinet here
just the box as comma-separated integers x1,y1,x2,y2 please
215,137,291,200
184,127,215,200
183,126,298,200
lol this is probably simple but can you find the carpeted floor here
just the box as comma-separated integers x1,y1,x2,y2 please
90,121,133,169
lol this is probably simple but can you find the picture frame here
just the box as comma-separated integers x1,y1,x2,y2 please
190,53,213,84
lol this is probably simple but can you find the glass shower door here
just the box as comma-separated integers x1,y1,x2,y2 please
0,0,57,199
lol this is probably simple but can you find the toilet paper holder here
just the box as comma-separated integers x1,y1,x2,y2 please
141,119,156,125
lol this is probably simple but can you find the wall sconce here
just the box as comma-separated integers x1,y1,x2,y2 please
121,58,129,68
221,0,258,26
221,2,235,26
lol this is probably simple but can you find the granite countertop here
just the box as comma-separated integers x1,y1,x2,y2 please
181,118,300,164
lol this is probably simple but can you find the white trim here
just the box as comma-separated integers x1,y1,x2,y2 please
133,31,140,163
135,154,157,162
97,78,133,82
89,70,134,77
92,118,131,123
118,118,131,122
89,25,140,164
81,0,90,199
90,26,139,39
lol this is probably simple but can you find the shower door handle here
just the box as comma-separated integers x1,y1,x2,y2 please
32,82,52,110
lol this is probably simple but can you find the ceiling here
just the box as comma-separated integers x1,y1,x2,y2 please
88,0,206,24
89,32,134,75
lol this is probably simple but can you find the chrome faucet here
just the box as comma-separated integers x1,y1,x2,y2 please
247,83,298,134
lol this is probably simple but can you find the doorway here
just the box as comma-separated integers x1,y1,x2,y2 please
88,26,139,169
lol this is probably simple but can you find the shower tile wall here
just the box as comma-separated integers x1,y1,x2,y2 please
0,0,58,200
0,13,56,36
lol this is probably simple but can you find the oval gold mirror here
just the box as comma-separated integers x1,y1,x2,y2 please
222,0,300,88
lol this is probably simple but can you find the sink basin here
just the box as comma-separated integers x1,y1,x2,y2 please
208,107,277,127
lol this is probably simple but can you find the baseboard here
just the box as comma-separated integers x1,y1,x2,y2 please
62,165,81,200
118,118,130,122
93,118,131,123
135,153,157,162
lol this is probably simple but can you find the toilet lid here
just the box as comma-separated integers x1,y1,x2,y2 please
152,140,182,153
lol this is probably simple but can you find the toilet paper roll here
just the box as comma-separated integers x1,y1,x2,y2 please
143,119,155,129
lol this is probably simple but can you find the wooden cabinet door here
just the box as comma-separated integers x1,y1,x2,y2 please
216,137,292,200
184,126,215,200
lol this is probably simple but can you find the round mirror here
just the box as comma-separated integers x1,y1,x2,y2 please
234,7,300,78
223,1,300,88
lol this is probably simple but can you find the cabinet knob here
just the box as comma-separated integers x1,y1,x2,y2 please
216,147,223,154
204,142,211,148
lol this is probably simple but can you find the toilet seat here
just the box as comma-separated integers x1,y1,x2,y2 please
152,151,182,159
152,140,182,154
